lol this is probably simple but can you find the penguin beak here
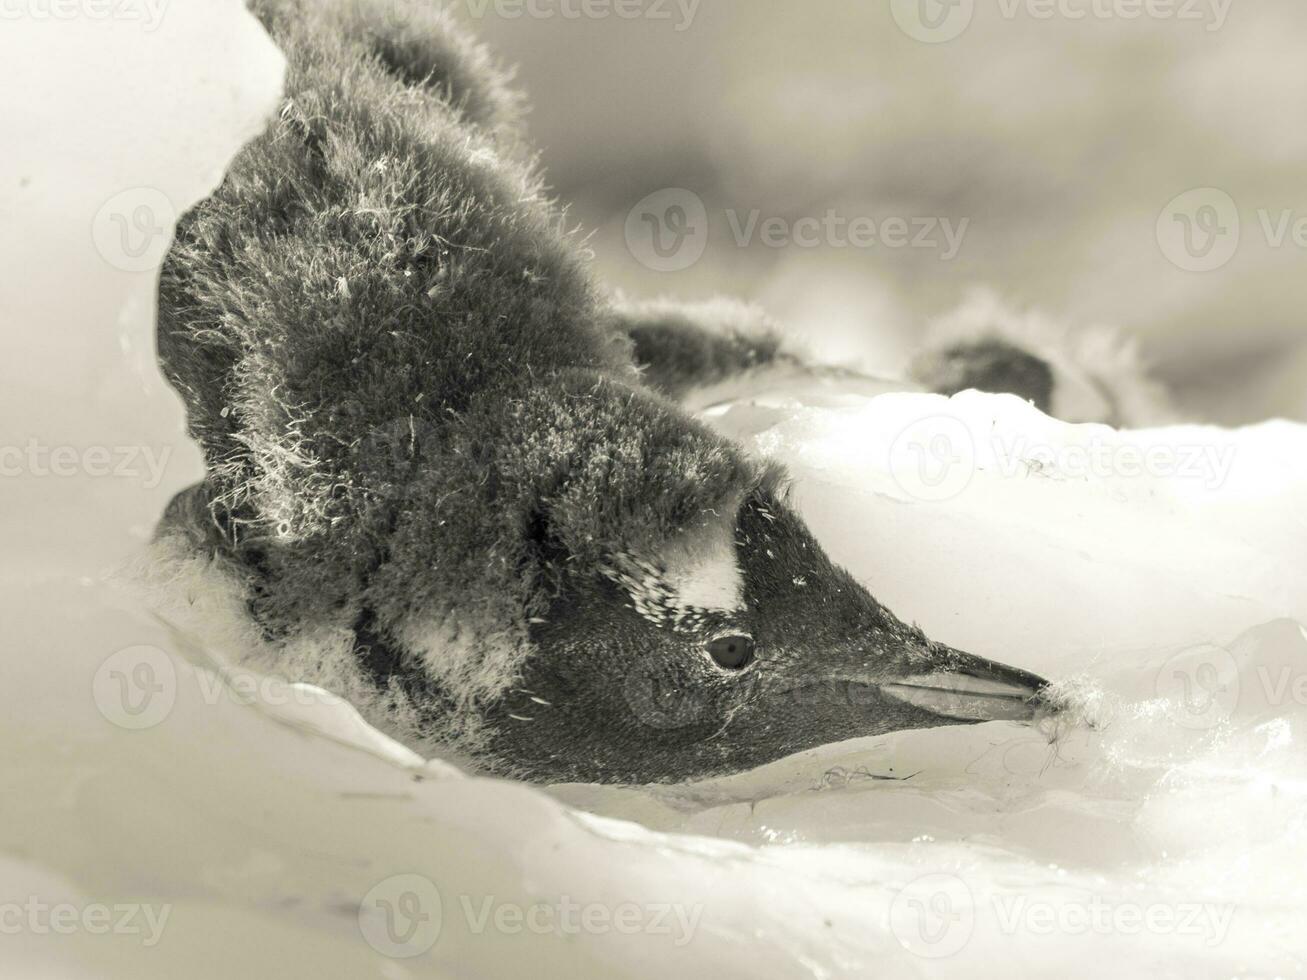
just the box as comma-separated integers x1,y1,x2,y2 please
878,646,1050,724
745,638,1052,737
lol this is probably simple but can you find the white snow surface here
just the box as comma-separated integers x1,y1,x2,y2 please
3,5,1307,979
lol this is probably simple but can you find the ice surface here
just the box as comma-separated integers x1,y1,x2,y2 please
711,386,1307,663
555,386,1307,976
4,4,1307,978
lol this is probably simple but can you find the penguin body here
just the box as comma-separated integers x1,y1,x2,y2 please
611,295,787,401
619,292,1176,428
909,289,1179,426
157,0,1048,784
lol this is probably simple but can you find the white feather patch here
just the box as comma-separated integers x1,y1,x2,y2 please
391,612,529,722
121,532,461,759
656,514,745,614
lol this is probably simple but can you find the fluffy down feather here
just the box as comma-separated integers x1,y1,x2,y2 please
157,0,761,748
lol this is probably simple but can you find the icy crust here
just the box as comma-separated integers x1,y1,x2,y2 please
69,389,1307,978
710,389,1307,664
9,588,1307,978
10,571,1307,980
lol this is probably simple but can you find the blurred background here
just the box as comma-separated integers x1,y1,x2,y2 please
447,0,1307,424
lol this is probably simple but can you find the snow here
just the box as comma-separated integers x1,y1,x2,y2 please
709,386,1307,661
4,3,1306,978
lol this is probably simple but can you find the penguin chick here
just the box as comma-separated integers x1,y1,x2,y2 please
610,295,789,400
911,338,1056,414
910,288,1179,427
485,491,1051,784
610,295,901,417
156,0,1049,785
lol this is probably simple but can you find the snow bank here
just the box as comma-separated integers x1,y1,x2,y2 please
709,386,1307,664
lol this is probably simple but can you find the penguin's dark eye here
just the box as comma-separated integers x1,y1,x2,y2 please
706,635,755,671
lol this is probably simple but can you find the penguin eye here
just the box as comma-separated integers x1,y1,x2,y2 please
705,634,755,671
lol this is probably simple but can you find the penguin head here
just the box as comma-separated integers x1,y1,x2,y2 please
908,290,1179,426
486,486,1049,785
911,338,1057,413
